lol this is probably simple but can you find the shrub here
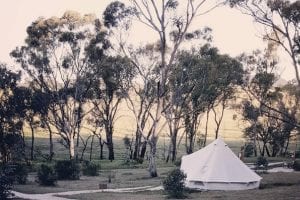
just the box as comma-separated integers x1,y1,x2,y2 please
0,165,14,199
37,164,57,186
174,159,182,167
244,143,254,157
256,156,268,169
293,160,300,171
163,168,187,199
82,161,100,176
55,160,80,180
14,163,28,184
295,150,300,159
136,158,144,164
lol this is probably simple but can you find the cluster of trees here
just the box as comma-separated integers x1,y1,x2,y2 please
229,0,300,157
240,50,299,157
0,0,299,178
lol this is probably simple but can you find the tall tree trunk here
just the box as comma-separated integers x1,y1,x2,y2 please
212,101,226,139
253,133,258,157
90,135,94,161
188,132,194,154
45,120,54,161
49,128,53,161
69,136,75,159
106,130,114,161
284,137,290,156
204,109,210,147
171,132,177,162
166,143,172,163
29,120,35,161
76,131,80,161
265,145,271,157
75,103,82,161
20,128,27,161
148,93,163,176
80,136,91,162
133,128,141,160
140,141,147,161
262,143,266,156
149,137,158,177
251,122,258,157
98,136,104,160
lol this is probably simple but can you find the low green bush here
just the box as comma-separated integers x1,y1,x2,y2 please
55,160,80,180
293,160,300,171
37,164,57,186
0,164,14,199
82,161,100,176
256,156,268,169
136,158,144,164
295,150,300,159
244,143,255,157
163,168,187,199
14,163,28,184
174,159,181,167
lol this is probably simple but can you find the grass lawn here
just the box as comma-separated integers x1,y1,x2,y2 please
13,167,172,194
13,168,300,200
51,172,300,200
58,172,300,200
13,136,299,199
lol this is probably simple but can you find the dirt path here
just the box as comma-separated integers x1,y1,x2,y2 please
12,186,163,200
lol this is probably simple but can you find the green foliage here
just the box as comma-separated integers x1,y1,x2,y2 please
103,1,136,28
295,150,300,159
244,143,255,157
14,163,28,184
174,159,181,167
82,161,100,176
172,45,244,154
293,160,300,171
55,160,80,180
0,64,26,164
166,0,179,10
0,164,14,199
163,168,187,199
240,50,298,158
256,156,268,169
37,164,57,186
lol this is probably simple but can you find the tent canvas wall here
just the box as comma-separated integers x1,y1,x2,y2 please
180,138,261,190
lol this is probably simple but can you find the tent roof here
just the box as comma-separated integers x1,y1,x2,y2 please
181,138,261,183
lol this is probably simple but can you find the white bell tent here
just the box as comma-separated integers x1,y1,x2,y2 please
180,138,261,190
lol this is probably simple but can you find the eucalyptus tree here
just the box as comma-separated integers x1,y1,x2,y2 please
122,44,159,162
31,90,54,160
11,86,49,161
103,2,160,162
240,50,299,156
103,0,224,177
229,0,300,86
172,45,244,155
11,11,109,160
0,64,26,163
11,86,38,161
86,52,135,161
208,53,244,139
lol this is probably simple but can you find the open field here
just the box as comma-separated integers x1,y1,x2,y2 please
13,170,300,200
13,167,171,194
60,185,300,200
15,135,299,200
24,136,296,169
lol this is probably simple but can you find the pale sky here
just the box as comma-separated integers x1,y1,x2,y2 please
0,0,295,80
